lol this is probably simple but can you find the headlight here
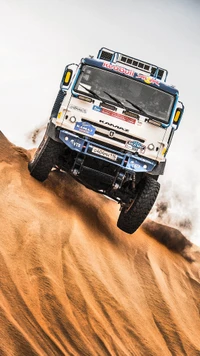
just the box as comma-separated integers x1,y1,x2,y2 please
70,116,76,123
147,143,155,151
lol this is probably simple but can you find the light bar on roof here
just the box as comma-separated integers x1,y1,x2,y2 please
120,55,151,72
118,54,166,81
97,47,168,81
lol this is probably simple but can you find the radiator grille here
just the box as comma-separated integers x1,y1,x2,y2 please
81,119,145,146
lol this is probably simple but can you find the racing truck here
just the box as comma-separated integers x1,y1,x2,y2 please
28,47,184,234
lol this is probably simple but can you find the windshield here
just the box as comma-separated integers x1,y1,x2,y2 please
74,65,175,123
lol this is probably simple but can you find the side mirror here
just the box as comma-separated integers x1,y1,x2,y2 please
173,104,184,130
60,68,73,89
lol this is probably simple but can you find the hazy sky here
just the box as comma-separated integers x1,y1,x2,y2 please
0,0,200,243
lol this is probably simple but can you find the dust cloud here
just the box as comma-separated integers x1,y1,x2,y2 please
150,178,198,241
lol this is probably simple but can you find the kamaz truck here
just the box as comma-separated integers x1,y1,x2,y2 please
28,47,184,234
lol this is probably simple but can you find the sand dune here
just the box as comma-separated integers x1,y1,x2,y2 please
0,131,200,356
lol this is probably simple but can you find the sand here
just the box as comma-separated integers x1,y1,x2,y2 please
0,131,200,356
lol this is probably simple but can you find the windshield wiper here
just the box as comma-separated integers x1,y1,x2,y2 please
124,99,148,116
103,91,148,116
103,91,125,108
79,84,103,101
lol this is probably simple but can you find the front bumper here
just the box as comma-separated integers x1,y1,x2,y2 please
59,129,157,173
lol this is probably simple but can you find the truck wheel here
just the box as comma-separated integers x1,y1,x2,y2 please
50,89,66,118
28,136,62,182
117,175,160,234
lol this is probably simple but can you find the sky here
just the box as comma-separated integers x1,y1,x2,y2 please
0,0,200,244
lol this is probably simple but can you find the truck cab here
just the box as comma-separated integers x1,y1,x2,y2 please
29,47,184,234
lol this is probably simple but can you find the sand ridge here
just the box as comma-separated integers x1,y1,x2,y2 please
0,132,200,356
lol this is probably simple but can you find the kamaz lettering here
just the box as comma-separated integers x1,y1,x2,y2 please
99,120,129,132
103,62,134,77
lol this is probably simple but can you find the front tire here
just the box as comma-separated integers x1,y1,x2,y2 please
117,175,160,234
28,136,63,182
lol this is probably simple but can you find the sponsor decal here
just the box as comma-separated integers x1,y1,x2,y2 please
69,105,87,113
102,62,135,77
136,74,160,86
93,105,102,112
125,140,146,153
93,105,136,125
74,121,96,135
69,139,82,149
59,131,85,151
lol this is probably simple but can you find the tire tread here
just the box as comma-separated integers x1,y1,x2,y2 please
117,176,160,234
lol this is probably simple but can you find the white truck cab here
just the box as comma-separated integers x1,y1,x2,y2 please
29,47,184,234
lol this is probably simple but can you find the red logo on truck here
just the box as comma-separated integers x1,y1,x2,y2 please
136,74,160,86
103,62,135,77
